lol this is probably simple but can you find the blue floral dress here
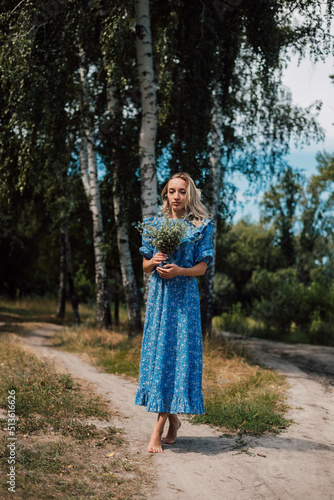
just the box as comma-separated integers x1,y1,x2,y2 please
135,217,214,414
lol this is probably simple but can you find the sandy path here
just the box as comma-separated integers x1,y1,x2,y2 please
17,325,334,500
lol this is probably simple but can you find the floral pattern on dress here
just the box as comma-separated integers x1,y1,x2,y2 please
135,218,214,414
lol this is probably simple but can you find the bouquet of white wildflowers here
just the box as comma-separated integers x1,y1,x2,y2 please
137,216,188,264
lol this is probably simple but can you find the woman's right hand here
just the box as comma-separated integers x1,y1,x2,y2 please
150,252,168,267
143,253,168,274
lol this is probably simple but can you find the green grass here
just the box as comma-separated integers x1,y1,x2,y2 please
18,441,66,473
192,371,290,434
96,340,141,378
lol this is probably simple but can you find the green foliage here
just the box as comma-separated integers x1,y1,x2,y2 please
0,0,333,323
261,166,303,267
297,153,334,283
218,268,334,346
74,261,95,303
252,267,302,335
213,153,334,346
213,272,236,313
215,218,282,308
309,311,333,346
0,196,59,296
216,302,250,336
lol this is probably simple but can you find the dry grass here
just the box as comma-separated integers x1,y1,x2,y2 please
53,323,289,434
202,335,276,390
52,326,142,380
52,326,125,351
0,432,149,500
0,297,92,326
0,332,152,499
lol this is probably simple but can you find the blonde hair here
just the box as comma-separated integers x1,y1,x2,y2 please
161,172,209,227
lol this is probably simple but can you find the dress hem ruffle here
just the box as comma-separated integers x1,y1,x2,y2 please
135,388,205,415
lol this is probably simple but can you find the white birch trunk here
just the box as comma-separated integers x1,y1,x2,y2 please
104,72,142,335
79,50,111,328
134,0,158,217
135,0,158,300
201,85,224,335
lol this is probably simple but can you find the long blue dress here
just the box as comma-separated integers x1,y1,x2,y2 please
135,217,214,414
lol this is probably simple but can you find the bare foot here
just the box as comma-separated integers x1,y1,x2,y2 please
147,422,164,453
161,415,181,444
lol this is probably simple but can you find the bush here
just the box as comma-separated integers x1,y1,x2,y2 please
74,261,95,302
309,310,334,346
252,268,303,336
246,269,334,345
213,273,237,315
217,302,250,336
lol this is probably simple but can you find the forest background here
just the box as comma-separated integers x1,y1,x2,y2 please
1,0,334,345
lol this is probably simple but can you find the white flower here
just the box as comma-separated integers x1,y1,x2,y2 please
137,216,188,257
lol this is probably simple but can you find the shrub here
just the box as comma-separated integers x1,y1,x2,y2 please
74,261,95,302
309,310,334,346
218,302,249,336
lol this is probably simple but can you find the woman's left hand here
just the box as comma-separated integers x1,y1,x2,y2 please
156,264,181,279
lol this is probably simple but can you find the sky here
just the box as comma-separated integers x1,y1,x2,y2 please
232,52,334,222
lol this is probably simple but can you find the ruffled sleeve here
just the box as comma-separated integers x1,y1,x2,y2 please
139,217,156,260
194,220,214,267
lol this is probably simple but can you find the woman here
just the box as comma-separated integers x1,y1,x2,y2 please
135,172,214,453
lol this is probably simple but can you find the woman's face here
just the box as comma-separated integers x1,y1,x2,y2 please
167,178,187,217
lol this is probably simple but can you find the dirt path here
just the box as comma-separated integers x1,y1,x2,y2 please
17,325,334,500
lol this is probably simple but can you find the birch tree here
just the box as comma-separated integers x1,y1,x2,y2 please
134,0,158,218
112,171,142,334
79,48,112,328
134,0,158,302
99,4,143,334
103,58,142,335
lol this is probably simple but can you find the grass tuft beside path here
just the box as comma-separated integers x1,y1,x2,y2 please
193,337,290,434
53,326,142,379
193,372,288,434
